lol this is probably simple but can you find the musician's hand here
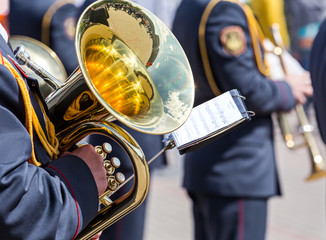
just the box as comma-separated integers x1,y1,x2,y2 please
61,144,107,196
285,71,313,104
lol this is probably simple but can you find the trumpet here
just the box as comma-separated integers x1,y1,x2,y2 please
10,0,195,239
269,23,326,181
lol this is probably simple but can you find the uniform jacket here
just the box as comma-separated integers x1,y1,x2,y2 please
0,35,98,239
172,0,296,198
310,19,326,144
9,0,84,75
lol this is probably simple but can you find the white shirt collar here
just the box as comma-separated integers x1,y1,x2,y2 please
0,23,8,43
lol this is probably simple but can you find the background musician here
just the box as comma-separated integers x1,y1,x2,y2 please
172,0,313,239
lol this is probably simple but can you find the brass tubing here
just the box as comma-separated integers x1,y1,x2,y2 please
57,120,150,240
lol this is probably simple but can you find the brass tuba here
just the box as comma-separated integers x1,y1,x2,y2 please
10,0,195,239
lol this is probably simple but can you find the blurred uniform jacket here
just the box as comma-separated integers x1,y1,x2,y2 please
172,0,296,197
310,19,326,144
9,0,87,75
0,33,98,239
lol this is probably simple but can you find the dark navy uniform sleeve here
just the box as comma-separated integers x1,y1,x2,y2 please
9,0,53,40
206,1,296,114
310,18,326,144
0,46,98,239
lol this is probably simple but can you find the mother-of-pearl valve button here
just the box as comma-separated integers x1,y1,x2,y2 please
110,157,121,168
115,172,125,184
102,142,112,153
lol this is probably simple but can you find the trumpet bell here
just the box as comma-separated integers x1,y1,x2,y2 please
9,35,67,98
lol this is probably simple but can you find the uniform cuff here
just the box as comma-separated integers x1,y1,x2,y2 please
44,155,99,230
274,81,296,111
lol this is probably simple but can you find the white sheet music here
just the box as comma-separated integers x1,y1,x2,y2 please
171,91,244,149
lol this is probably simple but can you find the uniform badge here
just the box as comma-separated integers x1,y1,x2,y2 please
220,26,246,56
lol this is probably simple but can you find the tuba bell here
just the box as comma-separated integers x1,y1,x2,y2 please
10,0,195,239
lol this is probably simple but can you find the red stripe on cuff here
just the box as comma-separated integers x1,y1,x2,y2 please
274,80,289,110
8,57,29,78
48,165,80,239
